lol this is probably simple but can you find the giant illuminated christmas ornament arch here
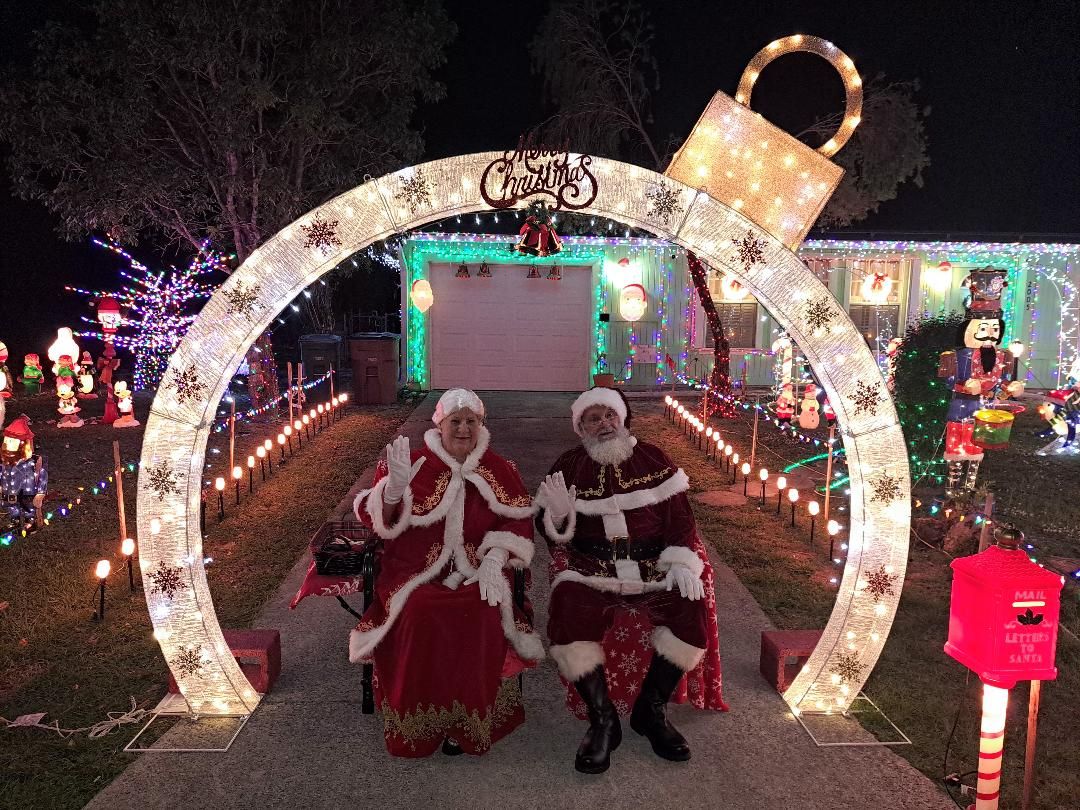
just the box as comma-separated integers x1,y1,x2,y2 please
138,35,909,718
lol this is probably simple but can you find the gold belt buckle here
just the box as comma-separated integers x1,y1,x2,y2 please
611,535,630,562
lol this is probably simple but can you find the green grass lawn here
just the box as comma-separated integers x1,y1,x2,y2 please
634,400,1080,810
0,392,411,810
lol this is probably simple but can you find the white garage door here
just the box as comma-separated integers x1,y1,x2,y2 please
428,262,594,391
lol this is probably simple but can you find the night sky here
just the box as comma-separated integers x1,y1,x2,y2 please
0,0,1077,357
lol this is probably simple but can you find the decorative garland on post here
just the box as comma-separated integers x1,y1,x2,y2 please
687,251,735,418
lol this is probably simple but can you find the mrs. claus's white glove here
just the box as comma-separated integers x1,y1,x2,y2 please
383,435,424,504
464,548,510,606
665,563,705,601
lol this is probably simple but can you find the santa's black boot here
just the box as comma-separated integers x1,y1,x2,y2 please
630,655,691,761
572,666,622,774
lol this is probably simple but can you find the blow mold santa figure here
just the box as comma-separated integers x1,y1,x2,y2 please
775,382,796,427
0,415,47,531
938,269,1023,497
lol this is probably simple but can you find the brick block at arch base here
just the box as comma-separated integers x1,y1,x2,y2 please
760,629,823,693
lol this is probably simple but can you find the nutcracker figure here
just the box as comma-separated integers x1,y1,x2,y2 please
0,415,47,531
938,269,1023,497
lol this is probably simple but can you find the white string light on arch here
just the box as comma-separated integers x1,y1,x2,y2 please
137,34,909,718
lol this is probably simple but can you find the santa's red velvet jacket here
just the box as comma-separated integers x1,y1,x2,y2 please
537,439,704,593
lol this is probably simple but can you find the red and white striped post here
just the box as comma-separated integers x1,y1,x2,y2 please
975,683,1009,809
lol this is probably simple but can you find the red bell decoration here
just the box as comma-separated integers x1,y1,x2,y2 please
514,201,563,257
945,528,1063,689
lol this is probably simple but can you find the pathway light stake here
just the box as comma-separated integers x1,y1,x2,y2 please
827,520,841,560
256,447,267,481
233,466,243,505
776,476,788,514
808,500,820,544
788,488,799,526
247,455,255,493
264,439,274,473
664,394,672,418
277,433,287,463
293,419,303,450
303,414,312,440
730,453,739,485
284,425,294,455
759,468,769,507
121,537,136,593
94,559,110,621
741,462,751,496
724,445,733,471
215,477,226,521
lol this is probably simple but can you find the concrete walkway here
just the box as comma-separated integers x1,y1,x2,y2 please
88,393,952,810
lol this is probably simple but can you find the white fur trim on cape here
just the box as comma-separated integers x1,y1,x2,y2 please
656,545,705,578
499,593,544,661
361,478,413,540
652,626,705,671
478,530,534,568
418,427,534,522
574,468,690,516
541,507,576,544
571,388,627,436
551,570,666,596
550,641,605,681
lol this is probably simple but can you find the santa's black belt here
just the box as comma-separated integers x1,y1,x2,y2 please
571,536,664,562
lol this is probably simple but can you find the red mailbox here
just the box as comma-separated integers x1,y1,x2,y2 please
945,534,1064,689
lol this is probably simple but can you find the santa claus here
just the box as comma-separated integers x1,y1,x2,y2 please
349,389,542,757
536,387,722,774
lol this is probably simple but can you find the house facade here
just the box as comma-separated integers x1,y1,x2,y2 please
400,233,1080,392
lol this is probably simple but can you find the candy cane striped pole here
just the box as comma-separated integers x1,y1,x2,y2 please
976,683,1010,809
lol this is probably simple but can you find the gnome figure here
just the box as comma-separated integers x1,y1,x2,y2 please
798,383,821,430
0,415,47,530
113,381,139,428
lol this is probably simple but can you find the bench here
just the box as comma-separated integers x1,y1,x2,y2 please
759,629,822,693
168,629,281,695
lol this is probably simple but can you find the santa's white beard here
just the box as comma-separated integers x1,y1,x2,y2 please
582,426,636,466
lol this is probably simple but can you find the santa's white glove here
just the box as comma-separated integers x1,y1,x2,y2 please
464,548,509,607
383,435,425,504
665,563,705,601
538,472,576,525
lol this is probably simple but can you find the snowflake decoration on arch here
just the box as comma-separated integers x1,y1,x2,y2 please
149,560,186,600
869,472,903,504
301,215,342,255
850,380,883,417
864,565,898,603
805,296,836,335
222,281,262,317
832,651,866,685
645,181,684,226
171,645,205,678
145,461,182,501
732,230,766,274
395,169,434,214
168,363,208,406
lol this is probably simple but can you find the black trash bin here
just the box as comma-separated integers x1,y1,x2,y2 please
349,334,400,405
299,334,345,379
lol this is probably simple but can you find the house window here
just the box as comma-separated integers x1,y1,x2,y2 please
849,304,901,344
704,303,758,349
848,259,903,306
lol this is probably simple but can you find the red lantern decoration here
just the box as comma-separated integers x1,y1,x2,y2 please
945,535,1063,689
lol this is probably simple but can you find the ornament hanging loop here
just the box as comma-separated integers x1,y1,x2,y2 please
735,35,864,157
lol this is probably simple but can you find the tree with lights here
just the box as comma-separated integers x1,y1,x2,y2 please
67,240,227,390
892,312,966,487
0,0,455,409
